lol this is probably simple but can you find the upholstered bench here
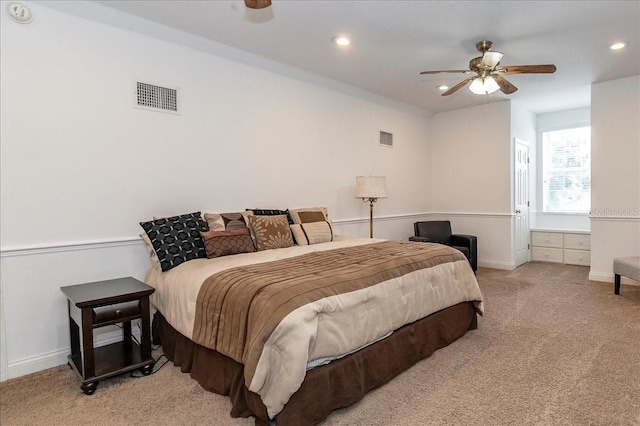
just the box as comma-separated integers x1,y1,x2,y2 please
613,256,640,295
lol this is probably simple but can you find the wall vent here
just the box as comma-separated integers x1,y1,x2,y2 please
135,81,180,114
379,131,393,147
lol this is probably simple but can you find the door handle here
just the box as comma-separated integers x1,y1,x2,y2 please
515,209,521,213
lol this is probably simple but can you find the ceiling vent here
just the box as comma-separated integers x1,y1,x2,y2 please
135,81,180,114
379,131,393,148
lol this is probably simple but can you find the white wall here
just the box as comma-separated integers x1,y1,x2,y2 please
430,101,514,269
0,3,432,378
589,75,640,283
533,106,591,230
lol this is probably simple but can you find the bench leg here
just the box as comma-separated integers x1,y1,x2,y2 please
614,274,621,295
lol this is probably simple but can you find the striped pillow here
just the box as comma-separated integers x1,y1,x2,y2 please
290,221,333,245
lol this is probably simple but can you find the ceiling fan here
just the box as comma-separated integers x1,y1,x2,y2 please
244,0,272,9
420,40,556,96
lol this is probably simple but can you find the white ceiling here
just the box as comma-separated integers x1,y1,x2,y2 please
88,1,640,114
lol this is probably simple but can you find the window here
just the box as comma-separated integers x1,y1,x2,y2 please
542,126,591,213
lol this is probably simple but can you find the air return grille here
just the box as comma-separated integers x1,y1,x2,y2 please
135,81,180,114
379,131,393,147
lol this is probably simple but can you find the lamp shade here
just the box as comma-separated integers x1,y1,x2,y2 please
355,176,387,199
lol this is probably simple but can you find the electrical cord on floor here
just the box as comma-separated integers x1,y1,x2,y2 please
129,354,170,378
126,319,169,377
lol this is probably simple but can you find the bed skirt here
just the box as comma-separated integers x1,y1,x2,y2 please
153,301,478,425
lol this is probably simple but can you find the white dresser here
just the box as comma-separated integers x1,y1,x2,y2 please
530,229,591,266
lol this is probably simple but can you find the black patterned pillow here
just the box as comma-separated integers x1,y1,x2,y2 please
140,212,209,272
247,208,294,225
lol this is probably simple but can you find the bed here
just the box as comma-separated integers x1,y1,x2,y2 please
143,223,484,425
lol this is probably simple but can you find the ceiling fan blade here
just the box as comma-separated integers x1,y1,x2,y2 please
420,70,471,75
481,51,503,69
493,74,518,94
244,0,271,9
497,64,557,74
441,77,473,96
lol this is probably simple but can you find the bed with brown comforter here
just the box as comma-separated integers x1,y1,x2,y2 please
147,237,483,425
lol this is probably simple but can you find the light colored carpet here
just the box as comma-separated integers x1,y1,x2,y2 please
1,262,639,425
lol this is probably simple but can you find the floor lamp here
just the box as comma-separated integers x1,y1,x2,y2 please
355,176,387,238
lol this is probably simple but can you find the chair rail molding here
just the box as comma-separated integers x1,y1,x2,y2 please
0,237,144,258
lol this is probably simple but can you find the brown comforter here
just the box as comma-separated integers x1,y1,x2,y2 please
189,240,483,417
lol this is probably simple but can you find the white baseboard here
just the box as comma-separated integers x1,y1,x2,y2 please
589,271,640,286
478,260,516,270
5,327,141,381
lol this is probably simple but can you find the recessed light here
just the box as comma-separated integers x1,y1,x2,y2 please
332,36,350,46
609,41,628,50
437,85,449,91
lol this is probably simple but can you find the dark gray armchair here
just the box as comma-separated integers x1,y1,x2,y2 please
409,221,477,272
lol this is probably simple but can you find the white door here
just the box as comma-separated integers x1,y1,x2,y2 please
514,139,530,266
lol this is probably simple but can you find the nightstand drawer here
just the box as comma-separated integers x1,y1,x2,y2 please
564,249,590,266
532,247,563,263
93,301,141,325
531,232,564,248
564,234,591,250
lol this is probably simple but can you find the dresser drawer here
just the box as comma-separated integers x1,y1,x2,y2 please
531,232,563,248
564,234,591,250
564,249,590,266
531,247,563,263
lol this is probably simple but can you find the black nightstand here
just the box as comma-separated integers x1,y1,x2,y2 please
60,277,155,395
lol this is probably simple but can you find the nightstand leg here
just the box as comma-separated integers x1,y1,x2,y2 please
81,381,98,395
140,296,152,362
123,321,132,343
68,301,81,362
80,308,95,379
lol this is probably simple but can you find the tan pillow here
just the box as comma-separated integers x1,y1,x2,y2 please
200,228,255,258
290,221,333,245
247,215,294,251
140,233,159,263
289,207,329,224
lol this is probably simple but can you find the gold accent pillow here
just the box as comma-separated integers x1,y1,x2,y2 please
247,215,294,251
289,207,329,224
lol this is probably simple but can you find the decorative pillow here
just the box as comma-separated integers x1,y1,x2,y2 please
247,208,294,225
204,212,249,231
140,212,209,272
290,221,334,245
246,215,294,251
201,228,255,258
290,207,329,224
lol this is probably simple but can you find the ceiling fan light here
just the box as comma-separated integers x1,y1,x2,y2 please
469,78,484,94
469,76,500,95
484,76,500,93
